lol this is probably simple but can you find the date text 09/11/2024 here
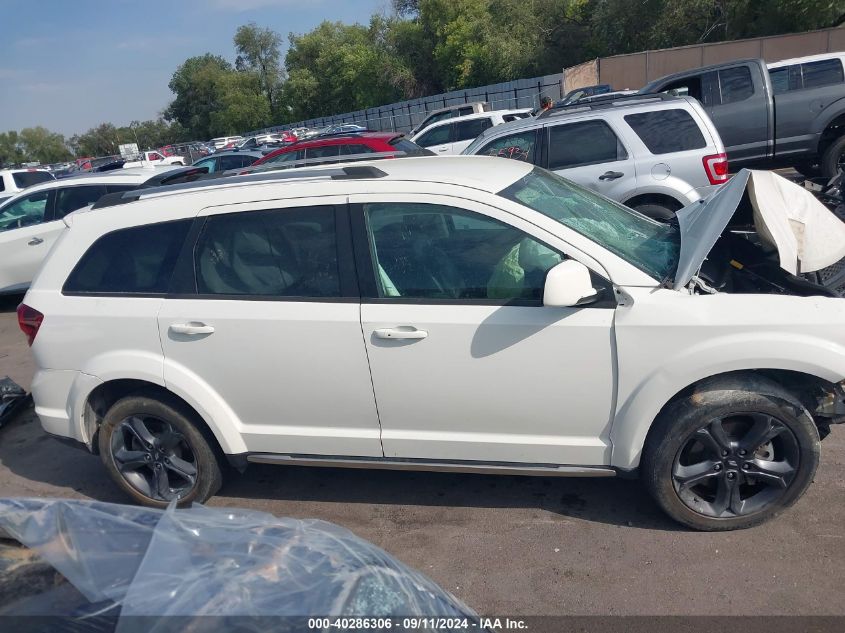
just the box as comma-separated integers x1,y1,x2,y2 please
306,617,529,630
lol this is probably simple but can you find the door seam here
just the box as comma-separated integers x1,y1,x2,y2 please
358,302,386,457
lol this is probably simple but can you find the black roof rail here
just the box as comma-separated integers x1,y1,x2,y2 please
537,92,681,119
90,164,388,210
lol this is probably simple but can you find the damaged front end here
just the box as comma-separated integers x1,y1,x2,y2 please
673,169,845,297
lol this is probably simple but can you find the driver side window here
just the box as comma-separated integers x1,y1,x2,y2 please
0,191,50,233
363,203,562,302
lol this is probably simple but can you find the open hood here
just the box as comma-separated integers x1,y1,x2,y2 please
673,169,845,290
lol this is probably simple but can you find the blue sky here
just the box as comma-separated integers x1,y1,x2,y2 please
0,0,387,136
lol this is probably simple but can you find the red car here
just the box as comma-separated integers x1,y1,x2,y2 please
251,132,430,167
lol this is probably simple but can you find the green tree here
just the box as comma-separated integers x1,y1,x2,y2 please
71,123,123,157
0,131,25,167
234,23,285,115
165,54,233,139
18,126,72,164
209,72,272,135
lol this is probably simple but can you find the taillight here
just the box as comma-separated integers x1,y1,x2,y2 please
703,153,729,185
17,304,43,346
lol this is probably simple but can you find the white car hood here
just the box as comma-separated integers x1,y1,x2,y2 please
673,169,845,290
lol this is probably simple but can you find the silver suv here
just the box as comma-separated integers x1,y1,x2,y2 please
463,94,727,219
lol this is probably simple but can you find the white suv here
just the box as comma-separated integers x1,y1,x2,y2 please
411,109,532,155
20,157,845,530
0,169,176,294
0,168,54,204
463,94,727,219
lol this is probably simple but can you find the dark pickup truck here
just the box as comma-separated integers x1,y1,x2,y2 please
641,56,845,177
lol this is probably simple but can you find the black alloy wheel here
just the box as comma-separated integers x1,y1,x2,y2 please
671,414,799,518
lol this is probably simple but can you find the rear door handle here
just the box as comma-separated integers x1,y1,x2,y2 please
599,171,624,181
374,327,428,340
28,237,43,246
169,322,215,335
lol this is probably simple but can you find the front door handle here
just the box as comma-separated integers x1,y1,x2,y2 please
169,322,215,335
374,327,428,340
28,237,43,246
598,171,624,181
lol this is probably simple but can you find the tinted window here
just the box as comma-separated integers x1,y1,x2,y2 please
12,171,53,189
802,59,844,89
548,120,627,169
454,118,493,142
478,130,537,163
625,109,707,154
416,124,451,147
769,67,790,94
306,145,341,159
64,220,190,294
388,138,430,155
106,184,138,194
219,154,254,171
266,150,302,164
195,207,339,297
340,143,375,155
193,157,217,173
458,107,474,116
365,202,561,301
421,111,452,128
54,185,107,219
0,191,49,233
719,66,754,104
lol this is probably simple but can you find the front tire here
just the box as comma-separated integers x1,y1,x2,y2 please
642,374,819,531
821,136,845,179
633,202,676,221
98,394,223,508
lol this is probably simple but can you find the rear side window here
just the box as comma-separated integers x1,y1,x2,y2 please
306,145,341,159
267,150,303,165
13,171,53,189
625,109,707,154
64,220,191,294
458,106,474,117
340,144,375,155
54,185,107,219
718,66,754,104
547,120,627,169
455,118,493,142
389,138,430,155
194,207,340,298
478,130,537,163
802,59,844,89
769,67,790,94
218,154,255,170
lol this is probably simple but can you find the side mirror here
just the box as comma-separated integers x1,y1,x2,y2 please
543,260,599,308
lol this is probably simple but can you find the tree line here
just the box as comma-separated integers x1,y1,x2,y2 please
2,0,842,165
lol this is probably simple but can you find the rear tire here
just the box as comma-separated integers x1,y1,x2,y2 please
820,136,845,179
98,394,223,508
642,374,819,531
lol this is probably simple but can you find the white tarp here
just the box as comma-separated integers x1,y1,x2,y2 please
748,170,845,274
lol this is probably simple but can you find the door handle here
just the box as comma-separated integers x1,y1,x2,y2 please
169,322,215,335
374,327,428,340
28,237,43,246
598,171,624,181
437,146,449,153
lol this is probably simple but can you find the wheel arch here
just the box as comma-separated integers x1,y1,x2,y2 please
610,363,842,472
815,106,845,157
83,378,244,458
623,191,686,212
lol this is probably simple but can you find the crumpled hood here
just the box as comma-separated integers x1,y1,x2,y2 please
673,169,845,290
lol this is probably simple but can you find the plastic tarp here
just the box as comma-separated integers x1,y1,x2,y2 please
0,498,476,629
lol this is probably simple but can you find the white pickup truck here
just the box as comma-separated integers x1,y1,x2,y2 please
122,151,184,169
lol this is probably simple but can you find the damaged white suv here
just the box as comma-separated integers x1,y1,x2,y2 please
19,157,845,530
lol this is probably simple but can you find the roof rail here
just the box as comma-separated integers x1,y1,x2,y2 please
537,92,681,119
90,164,388,210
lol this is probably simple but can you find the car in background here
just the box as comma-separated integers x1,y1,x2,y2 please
122,151,185,168
411,101,491,135
192,150,265,173
411,109,532,155
210,136,244,150
324,124,367,135
251,132,432,168
0,168,55,204
0,167,178,294
463,94,726,219
558,84,614,106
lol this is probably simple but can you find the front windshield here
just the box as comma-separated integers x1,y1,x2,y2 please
498,168,679,281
